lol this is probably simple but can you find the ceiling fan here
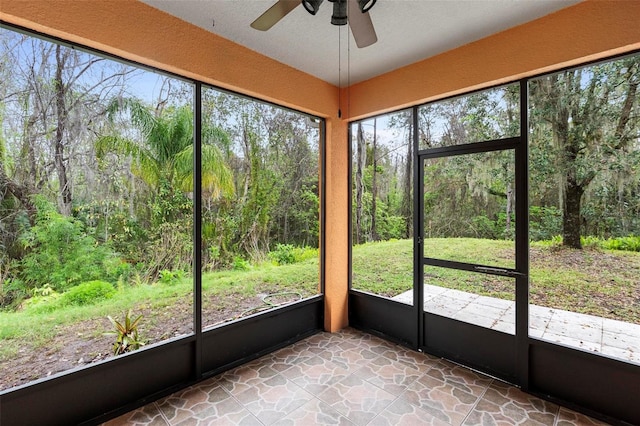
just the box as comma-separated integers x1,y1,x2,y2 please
251,0,378,48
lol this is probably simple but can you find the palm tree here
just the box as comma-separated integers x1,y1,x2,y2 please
96,97,234,223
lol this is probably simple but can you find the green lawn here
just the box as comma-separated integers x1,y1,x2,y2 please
0,258,320,361
353,238,640,324
2,237,639,363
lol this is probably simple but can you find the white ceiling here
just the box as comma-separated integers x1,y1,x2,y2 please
141,0,582,86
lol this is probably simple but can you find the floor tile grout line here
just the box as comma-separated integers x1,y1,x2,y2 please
551,400,562,426
365,392,403,426
458,377,493,426
219,376,268,426
152,401,171,426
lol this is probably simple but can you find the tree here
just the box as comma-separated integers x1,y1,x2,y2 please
530,58,639,248
96,97,234,224
1,33,135,216
355,122,367,244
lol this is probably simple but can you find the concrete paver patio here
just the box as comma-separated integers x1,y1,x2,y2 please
393,284,640,365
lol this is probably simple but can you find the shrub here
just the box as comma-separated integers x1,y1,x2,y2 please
20,283,60,311
269,244,296,265
0,277,28,310
602,235,640,252
159,269,184,284
233,256,250,271
292,246,318,263
471,215,499,239
61,280,115,306
144,221,193,281
19,201,118,291
529,206,562,241
268,245,318,265
580,235,602,249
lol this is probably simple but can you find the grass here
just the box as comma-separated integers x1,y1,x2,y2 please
353,238,640,324
351,238,515,297
0,257,320,360
2,237,639,363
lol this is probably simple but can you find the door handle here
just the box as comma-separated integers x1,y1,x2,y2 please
474,266,526,278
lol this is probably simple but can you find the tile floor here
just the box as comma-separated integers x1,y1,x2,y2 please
104,328,609,425
392,285,640,365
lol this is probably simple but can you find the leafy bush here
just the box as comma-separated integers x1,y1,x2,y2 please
529,206,562,241
580,235,602,249
536,235,563,250
21,284,64,313
471,215,499,239
144,221,193,280
0,277,28,309
269,244,295,265
537,235,640,252
292,246,318,263
18,200,118,291
602,235,640,252
233,256,250,271
159,269,184,284
75,202,149,264
61,280,115,306
269,245,319,265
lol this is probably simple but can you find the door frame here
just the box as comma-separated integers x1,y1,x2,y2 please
348,76,640,424
415,85,527,383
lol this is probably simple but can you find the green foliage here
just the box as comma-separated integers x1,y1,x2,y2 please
145,221,193,280
268,244,318,265
602,236,640,252
19,283,62,313
75,202,149,265
269,244,295,265
22,280,115,313
538,235,640,252
18,200,118,291
159,269,184,284
580,236,602,250
62,281,115,306
292,246,318,263
529,206,562,241
0,277,28,310
471,215,499,239
233,256,251,271
106,310,144,355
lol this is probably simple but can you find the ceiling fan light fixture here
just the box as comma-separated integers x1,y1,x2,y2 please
302,0,323,15
358,0,376,13
330,0,347,25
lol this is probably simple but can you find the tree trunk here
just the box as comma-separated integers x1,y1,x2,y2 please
562,173,583,248
371,119,378,241
0,168,36,226
54,45,72,216
355,123,366,244
401,119,413,238
505,181,512,235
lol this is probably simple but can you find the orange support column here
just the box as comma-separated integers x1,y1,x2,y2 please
323,115,349,332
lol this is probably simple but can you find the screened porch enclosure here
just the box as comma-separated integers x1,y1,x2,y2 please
1,1,639,425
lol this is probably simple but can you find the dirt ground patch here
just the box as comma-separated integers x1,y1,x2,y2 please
0,290,302,391
529,246,640,323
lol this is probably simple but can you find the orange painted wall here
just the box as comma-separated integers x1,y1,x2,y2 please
344,0,640,120
2,0,639,332
0,0,338,116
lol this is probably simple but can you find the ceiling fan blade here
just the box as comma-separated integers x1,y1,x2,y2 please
251,0,301,31
348,0,377,48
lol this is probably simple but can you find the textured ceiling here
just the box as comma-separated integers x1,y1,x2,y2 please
141,0,582,86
